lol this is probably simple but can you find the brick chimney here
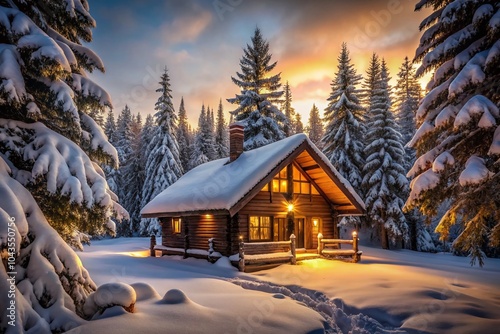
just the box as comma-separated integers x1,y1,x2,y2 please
229,122,245,162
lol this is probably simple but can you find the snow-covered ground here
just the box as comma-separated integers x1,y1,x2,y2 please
74,238,500,334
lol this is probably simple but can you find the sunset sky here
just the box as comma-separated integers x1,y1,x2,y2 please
87,0,431,126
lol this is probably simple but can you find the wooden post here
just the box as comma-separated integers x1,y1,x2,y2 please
352,231,359,262
317,233,323,255
184,235,189,259
238,236,245,272
150,235,156,257
290,234,296,265
208,238,214,262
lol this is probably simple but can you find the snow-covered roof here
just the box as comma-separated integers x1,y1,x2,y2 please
141,134,364,217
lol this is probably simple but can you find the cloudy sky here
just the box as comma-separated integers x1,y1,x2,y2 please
87,0,431,126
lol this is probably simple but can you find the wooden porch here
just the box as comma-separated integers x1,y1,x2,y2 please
149,232,361,272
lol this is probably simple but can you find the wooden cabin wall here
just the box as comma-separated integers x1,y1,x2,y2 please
160,215,230,254
238,191,336,249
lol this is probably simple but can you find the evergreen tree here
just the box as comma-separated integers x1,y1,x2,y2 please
103,110,119,194
362,60,409,249
307,104,324,148
322,43,365,193
294,112,304,134
394,56,421,169
215,99,229,158
190,104,215,168
177,97,192,172
0,2,124,330
104,109,117,141
138,114,157,236
361,53,382,112
406,0,500,265
119,113,144,237
141,67,183,236
228,27,286,149
394,56,426,251
283,81,295,136
115,105,134,201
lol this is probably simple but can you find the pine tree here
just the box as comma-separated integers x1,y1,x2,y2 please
177,97,192,172
394,56,421,169
120,113,144,237
104,110,117,141
283,81,295,136
322,43,366,193
307,104,324,148
406,0,500,265
394,56,426,251
138,114,156,236
294,112,304,134
215,99,229,158
115,105,134,201
228,27,286,149
362,60,409,249
190,104,214,169
0,2,125,330
141,67,183,236
361,53,382,112
103,110,119,194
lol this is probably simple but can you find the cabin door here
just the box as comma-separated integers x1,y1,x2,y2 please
294,218,305,248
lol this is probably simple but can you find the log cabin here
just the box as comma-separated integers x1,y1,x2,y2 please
141,122,365,267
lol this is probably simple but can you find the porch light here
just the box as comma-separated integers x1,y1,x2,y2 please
352,231,358,238
287,203,294,212
312,219,318,227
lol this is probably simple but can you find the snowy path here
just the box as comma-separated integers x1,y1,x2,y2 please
77,238,500,334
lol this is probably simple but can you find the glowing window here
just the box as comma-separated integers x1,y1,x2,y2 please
249,216,271,241
172,218,182,234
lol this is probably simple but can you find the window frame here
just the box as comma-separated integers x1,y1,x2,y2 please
249,216,272,241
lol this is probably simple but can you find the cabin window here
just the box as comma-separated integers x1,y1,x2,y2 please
272,167,288,193
292,165,320,195
249,216,271,241
172,217,182,234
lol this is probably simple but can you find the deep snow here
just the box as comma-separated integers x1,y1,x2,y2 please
74,237,500,334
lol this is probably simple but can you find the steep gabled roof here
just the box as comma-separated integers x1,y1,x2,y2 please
141,134,364,218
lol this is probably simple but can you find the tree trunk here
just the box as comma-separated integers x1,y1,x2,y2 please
380,224,389,250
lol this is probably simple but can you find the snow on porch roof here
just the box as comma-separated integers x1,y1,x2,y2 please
141,133,365,218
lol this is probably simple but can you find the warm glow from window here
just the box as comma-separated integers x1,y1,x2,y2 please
172,217,182,234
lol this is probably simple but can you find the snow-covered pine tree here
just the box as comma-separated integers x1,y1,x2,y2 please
215,99,229,158
394,56,421,170
104,109,117,141
103,110,119,194
114,105,134,201
228,27,287,149
294,112,304,133
0,1,127,331
362,60,409,249
322,43,366,193
176,97,192,172
141,67,183,236
307,104,324,149
138,114,156,235
406,0,500,265
393,56,429,251
189,104,214,169
283,81,296,136
120,113,144,237
361,53,381,112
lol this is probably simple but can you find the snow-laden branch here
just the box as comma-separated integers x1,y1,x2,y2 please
0,156,96,332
